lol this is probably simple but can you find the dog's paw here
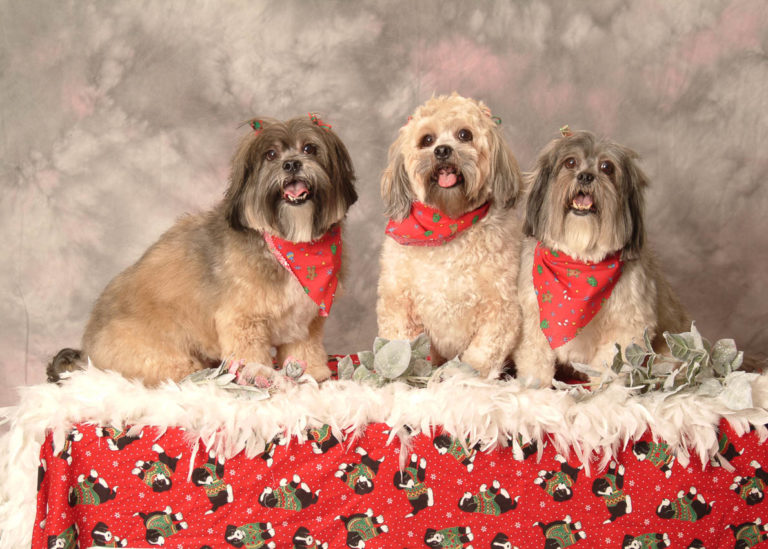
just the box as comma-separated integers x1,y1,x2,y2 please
237,362,278,387
305,362,332,382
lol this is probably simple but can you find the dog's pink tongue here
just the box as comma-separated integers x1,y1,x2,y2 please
284,181,309,198
437,168,458,188
574,193,593,208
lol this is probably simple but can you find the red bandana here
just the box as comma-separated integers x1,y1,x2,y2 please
263,225,342,317
385,202,490,246
533,243,623,349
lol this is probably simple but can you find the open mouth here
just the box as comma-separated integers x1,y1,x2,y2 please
282,179,312,205
431,164,464,189
569,191,597,215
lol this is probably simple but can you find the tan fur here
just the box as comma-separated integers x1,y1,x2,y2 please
377,94,523,378
72,116,357,385
514,131,689,386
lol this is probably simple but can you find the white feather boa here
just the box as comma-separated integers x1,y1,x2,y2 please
1,366,767,548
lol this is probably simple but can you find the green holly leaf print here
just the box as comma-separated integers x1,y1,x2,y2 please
541,320,550,329
587,276,598,287
331,244,337,255
536,265,544,275
432,213,441,222
424,230,434,236
304,286,310,294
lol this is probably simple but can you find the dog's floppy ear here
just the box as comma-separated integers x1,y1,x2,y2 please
381,136,413,221
523,138,559,237
621,150,648,260
488,125,522,210
225,127,262,232
320,125,358,211
313,123,358,237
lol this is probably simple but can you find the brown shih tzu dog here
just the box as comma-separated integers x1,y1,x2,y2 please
513,130,689,386
48,115,357,385
377,93,523,378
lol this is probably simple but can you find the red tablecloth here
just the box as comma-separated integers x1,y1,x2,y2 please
33,419,768,548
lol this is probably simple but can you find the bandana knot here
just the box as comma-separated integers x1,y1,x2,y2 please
385,202,490,246
533,243,623,349
263,225,342,316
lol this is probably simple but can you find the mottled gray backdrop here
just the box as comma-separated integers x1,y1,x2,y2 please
2,1,767,407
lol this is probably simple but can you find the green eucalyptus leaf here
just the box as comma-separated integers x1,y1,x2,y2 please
284,360,305,379
610,342,625,374
696,378,723,397
643,328,653,353
358,351,375,371
625,343,647,368
373,339,412,379
711,339,738,374
373,337,389,354
353,365,375,383
719,371,758,409
216,373,237,385
182,368,217,383
690,322,704,351
572,362,605,379
664,332,692,361
337,356,355,380
731,351,744,372
410,333,431,360
663,367,681,390
412,358,433,377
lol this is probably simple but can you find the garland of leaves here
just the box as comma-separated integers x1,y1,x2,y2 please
182,325,758,410
562,323,757,408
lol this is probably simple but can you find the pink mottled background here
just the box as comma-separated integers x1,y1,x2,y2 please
2,1,767,407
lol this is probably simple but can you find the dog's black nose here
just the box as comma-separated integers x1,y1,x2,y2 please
282,160,302,173
434,145,453,161
577,171,595,184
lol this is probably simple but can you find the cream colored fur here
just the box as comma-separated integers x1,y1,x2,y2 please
514,131,689,386
377,94,523,378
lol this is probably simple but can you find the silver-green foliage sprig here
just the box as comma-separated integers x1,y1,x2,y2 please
568,323,756,408
337,334,435,386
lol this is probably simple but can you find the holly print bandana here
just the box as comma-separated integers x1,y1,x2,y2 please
533,242,623,349
263,225,342,317
385,202,490,246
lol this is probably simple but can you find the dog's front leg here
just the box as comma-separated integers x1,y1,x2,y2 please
460,313,520,379
216,314,274,379
276,315,332,382
376,286,423,341
512,313,557,388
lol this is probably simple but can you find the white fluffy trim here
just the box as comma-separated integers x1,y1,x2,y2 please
1,366,767,548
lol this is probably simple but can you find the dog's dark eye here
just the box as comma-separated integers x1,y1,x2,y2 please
419,134,435,148
265,150,278,161
563,157,577,169
302,143,318,155
457,129,473,142
600,160,615,176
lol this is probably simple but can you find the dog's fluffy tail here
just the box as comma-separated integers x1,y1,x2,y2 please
47,348,85,383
